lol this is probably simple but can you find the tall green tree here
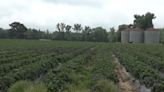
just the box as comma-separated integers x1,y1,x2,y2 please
65,25,71,33
109,27,116,43
45,29,51,39
55,23,66,40
92,27,108,42
134,12,156,30
65,25,72,40
9,22,28,39
73,24,82,33
56,23,65,32
56,23,61,32
82,26,91,41
0,28,8,38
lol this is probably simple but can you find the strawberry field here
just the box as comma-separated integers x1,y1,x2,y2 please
0,39,164,92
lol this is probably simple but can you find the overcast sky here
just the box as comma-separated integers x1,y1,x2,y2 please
0,0,164,31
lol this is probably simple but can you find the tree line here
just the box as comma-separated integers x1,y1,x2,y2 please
0,22,120,42
0,12,163,43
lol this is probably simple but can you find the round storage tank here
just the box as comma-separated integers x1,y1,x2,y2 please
129,28,144,43
144,30,160,44
121,31,130,43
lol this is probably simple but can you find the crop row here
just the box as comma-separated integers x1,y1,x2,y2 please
43,45,118,92
42,48,95,92
0,47,74,64
0,47,89,92
0,48,76,77
113,44,164,92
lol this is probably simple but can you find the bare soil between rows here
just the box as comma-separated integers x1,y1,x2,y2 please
112,55,140,92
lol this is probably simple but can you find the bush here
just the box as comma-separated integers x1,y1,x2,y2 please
152,82,164,92
63,85,90,92
92,79,119,92
8,80,32,92
25,83,47,92
8,81,47,92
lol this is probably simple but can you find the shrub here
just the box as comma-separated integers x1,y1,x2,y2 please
8,80,32,92
152,82,164,92
25,83,47,92
63,85,90,92
92,79,119,92
8,81,47,92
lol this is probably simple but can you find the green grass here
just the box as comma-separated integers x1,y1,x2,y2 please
0,39,96,48
8,81,47,92
8,81,32,92
93,79,119,92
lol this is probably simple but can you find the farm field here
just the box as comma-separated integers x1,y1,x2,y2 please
0,39,164,92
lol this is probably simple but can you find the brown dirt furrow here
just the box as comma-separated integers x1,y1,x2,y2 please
112,55,140,92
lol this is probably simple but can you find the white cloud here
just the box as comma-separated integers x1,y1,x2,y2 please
0,0,164,31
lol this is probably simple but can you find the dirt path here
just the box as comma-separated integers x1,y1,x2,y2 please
112,55,140,92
